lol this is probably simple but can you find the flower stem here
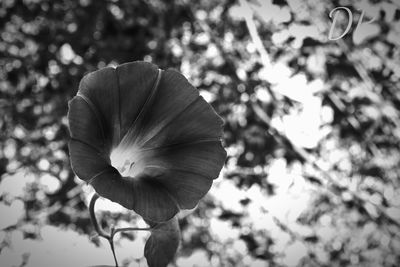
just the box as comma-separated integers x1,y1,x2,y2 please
88,193,152,267
89,193,110,239
112,227,152,238
108,238,118,267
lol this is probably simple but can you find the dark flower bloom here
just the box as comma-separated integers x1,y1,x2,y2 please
68,61,226,222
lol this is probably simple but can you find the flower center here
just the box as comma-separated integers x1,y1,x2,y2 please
110,149,134,177
109,144,145,178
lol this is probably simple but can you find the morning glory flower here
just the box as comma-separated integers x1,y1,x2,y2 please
68,61,226,222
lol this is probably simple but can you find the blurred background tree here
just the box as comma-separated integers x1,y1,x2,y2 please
1,0,400,266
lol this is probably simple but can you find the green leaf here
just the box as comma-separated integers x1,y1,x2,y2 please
144,216,180,267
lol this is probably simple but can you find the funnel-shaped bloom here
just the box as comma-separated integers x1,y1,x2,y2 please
68,61,226,222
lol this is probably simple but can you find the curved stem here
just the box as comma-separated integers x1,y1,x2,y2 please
88,193,153,267
89,193,117,266
108,239,118,267
89,193,110,239
112,227,152,238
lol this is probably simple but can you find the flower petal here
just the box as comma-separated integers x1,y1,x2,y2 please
78,67,120,147
130,174,179,222
134,141,226,179
131,69,201,147
68,96,107,152
116,62,160,142
151,169,213,209
91,171,179,222
68,139,111,182
89,168,135,209
69,140,179,222
114,68,224,158
140,94,224,149
130,141,226,209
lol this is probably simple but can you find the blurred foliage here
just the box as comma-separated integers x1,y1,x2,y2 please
1,0,400,266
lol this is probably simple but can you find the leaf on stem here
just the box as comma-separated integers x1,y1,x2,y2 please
144,216,180,267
